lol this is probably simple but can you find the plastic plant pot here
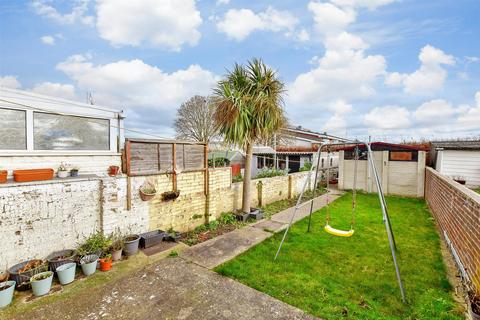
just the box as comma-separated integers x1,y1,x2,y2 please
108,166,120,176
57,170,69,178
56,263,76,285
124,235,140,256
0,280,15,308
99,258,112,272
0,170,7,183
111,249,122,262
47,249,77,272
30,271,53,297
70,170,79,177
80,255,99,276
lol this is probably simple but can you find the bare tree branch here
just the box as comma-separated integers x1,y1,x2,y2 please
174,95,220,143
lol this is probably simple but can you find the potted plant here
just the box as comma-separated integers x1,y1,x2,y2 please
70,166,79,177
124,234,140,256
165,228,181,242
80,254,99,276
110,230,124,262
0,170,7,184
55,263,76,285
77,231,112,259
8,259,46,291
161,190,180,201
13,169,54,183
99,254,112,272
468,286,480,320
139,182,157,201
57,162,69,178
108,165,120,176
0,279,15,308
30,269,53,297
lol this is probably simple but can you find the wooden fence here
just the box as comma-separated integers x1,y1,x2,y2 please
124,138,207,176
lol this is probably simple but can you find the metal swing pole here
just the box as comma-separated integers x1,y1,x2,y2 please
366,143,406,303
307,146,323,232
275,147,322,260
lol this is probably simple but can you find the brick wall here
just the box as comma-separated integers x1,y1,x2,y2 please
0,167,314,266
425,167,480,289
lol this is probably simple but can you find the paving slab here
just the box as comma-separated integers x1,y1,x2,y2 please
253,219,287,232
5,258,318,320
180,226,272,269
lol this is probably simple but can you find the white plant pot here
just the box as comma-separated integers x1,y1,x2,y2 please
57,170,69,178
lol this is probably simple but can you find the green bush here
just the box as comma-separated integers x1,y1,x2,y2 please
208,157,230,167
254,168,288,179
78,231,112,256
299,161,312,172
232,174,243,183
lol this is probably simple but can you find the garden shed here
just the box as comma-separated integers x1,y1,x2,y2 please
337,142,427,197
430,140,480,188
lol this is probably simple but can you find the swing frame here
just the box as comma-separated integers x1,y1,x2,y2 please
274,140,407,303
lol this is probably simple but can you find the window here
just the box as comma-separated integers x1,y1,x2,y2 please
330,158,333,166
389,151,417,161
0,108,26,150
321,158,325,167
34,112,110,150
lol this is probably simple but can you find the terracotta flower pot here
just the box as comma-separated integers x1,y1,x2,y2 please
139,190,156,201
99,258,112,272
108,166,120,176
0,170,7,183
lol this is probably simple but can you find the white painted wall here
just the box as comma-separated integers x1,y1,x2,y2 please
435,149,480,187
338,150,426,197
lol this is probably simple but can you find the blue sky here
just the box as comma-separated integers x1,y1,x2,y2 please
0,0,479,141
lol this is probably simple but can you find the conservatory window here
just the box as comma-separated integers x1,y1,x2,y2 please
33,112,110,150
0,108,26,150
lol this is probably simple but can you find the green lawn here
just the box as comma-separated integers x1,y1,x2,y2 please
215,193,463,320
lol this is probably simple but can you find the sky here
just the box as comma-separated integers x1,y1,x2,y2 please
0,0,479,142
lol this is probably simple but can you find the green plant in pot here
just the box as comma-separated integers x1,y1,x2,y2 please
30,264,52,297
110,229,124,261
57,162,69,178
77,231,112,258
161,190,180,201
0,269,15,308
70,166,79,177
139,182,156,201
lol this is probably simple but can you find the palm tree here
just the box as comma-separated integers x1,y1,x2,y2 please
213,59,287,213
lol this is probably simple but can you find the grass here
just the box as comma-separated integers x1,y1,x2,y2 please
215,193,463,320
474,188,480,194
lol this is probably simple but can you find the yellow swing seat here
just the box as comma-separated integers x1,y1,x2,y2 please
324,224,354,237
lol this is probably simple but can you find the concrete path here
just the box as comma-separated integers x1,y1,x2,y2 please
7,258,317,320
181,190,344,269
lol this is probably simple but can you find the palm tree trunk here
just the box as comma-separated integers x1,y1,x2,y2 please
242,142,253,214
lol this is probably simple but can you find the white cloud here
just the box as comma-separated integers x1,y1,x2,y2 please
308,1,356,36
216,6,298,41
413,99,456,125
364,106,410,129
324,31,368,51
288,40,386,108
330,0,397,10
40,35,55,45
323,113,348,135
0,76,22,89
297,29,310,42
56,55,218,112
386,45,455,95
32,0,94,26
328,100,353,114
216,0,230,5
31,82,78,100
96,0,202,51
456,91,480,130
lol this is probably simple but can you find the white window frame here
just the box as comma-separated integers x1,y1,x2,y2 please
0,103,123,156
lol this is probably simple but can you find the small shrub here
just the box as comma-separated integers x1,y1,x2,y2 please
255,168,288,179
232,174,243,183
208,220,219,230
168,250,178,257
78,231,112,256
208,157,230,167
299,162,312,172
219,212,236,225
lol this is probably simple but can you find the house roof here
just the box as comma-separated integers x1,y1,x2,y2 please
431,141,480,151
282,127,349,143
253,146,276,154
336,142,428,152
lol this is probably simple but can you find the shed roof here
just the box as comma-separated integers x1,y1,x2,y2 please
431,141,480,150
336,142,428,152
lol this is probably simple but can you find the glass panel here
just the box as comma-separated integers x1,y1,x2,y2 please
34,112,110,150
0,108,26,150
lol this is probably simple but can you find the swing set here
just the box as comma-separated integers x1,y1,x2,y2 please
274,141,407,303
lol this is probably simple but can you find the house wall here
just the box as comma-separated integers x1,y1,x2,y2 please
425,167,480,290
338,150,426,197
0,154,122,177
435,149,480,188
0,167,314,267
